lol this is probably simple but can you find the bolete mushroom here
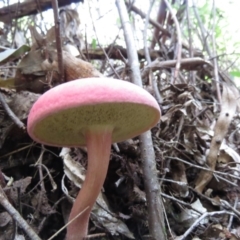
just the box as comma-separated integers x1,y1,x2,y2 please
27,77,161,240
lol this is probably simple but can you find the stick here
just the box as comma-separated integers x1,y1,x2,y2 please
0,187,41,240
115,1,166,239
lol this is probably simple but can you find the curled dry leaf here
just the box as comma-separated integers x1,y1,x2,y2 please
207,141,240,191
15,22,102,93
195,85,238,193
0,45,30,65
219,141,240,167
59,9,85,50
60,147,85,188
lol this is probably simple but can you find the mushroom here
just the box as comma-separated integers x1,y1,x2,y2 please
27,77,161,240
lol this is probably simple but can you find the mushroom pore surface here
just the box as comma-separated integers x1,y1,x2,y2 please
27,78,161,146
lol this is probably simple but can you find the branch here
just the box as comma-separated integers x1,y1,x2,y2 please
115,1,166,239
0,0,83,22
51,0,64,82
211,0,221,104
125,2,170,37
186,0,196,84
143,0,162,104
164,0,182,84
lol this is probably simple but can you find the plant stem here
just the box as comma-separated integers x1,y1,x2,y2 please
66,126,113,240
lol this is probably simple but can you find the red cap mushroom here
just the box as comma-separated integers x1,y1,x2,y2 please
27,77,161,240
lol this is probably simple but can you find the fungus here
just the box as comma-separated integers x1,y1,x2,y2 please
27,78,161,240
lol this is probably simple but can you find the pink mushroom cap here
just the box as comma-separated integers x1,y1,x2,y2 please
27,78,161,146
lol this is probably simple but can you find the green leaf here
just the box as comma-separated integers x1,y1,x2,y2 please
230,71,240,78
0,45,30,65
215,25,222,38
91,39,97,50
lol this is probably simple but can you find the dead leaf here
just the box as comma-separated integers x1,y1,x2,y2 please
195,85,237,193
0,212,11,227
180,198,207,228
9,177,32,204
0,45,30,65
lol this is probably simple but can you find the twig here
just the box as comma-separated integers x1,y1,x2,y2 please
169,150,238,188
115,1,166,239
85,233,106,239
227,197,239,230
221,198,240,219
211,0,221,105
178,211,236,240
212,174,238,188
158,177,187,187
0,187,41,240
163,0,182,84
168,157,240,182
0,66,18,69
87,2,121,79
38,196,65,233
150,0,167,49
192,0,211,55
186,0,196,84
143,0,162,104
0,92,25,129
51,0,64,82
35,149,46,217
99,32,121,74
141,57,210,78
161,192,202,215
190,187,240,219
47,206,89,240
162,197,173,239
0,144,32,159
192,0,221,104
31,163,57,191
115,0,142,87
126,2,170,37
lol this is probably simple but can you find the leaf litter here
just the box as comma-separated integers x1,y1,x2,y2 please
0,5,239,240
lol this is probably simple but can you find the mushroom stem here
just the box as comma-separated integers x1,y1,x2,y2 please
66,126,113,240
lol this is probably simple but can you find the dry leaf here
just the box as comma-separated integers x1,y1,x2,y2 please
195,85,237,193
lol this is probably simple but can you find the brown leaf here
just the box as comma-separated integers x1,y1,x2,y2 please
195,85,237,193
9,177,32,204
